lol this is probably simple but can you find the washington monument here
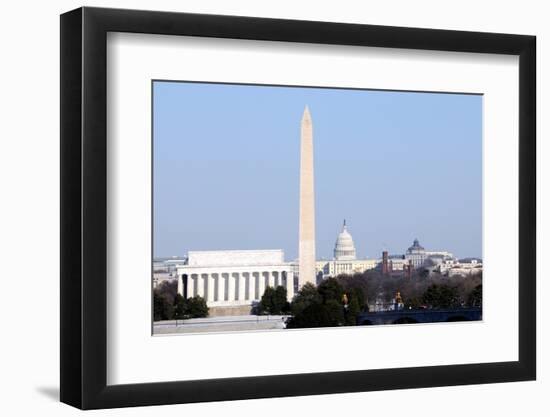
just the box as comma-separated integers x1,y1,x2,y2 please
299,106,316,287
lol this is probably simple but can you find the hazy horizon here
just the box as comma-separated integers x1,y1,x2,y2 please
153,81,482,260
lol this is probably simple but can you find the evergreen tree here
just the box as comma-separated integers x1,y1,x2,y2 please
259,286,276,314
422,284,460,309
317,277,344,304
290,282,321,316
187,296,208,318
347,287,366,311
173,293,187,319
162,301,175,320
153,292,165,321
273,286,288,314
344,292,361,325
258,286,288,314
287,299,344,328
286,279,348,328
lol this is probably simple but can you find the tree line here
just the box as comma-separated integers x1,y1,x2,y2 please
337,269,482,310
256,271,482,329
153,280,208,321
255,278,364,328
152,269,482,327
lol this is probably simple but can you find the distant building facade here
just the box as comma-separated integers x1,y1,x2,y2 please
438,258,483,277
316,221,378,278
314,232,478,279
153,272,177,289
153,256,183,288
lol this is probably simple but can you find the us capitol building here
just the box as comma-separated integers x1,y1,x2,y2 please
164,107,479,315
315,220,378,278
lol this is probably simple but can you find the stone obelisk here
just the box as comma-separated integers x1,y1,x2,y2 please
299,106,316,287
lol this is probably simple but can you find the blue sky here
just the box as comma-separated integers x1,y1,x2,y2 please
153,81,482,260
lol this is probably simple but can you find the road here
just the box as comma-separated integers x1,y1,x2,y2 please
153,314,289,334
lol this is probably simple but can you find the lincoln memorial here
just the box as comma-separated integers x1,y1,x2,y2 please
176,250,295,311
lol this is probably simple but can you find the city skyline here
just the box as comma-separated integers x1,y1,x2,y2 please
153,81,482,260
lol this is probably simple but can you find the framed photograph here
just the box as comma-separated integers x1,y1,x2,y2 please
60,6,536,409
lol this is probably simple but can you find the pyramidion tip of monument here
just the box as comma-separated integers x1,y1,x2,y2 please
302,105,311,121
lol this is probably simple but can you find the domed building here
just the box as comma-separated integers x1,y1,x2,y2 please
404,237,456,269
405,238,427,267
333,220,357,260
316,220,377,278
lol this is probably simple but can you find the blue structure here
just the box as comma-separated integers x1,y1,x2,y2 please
358,308,482,325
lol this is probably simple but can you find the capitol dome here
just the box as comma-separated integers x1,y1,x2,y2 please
334,220,357,261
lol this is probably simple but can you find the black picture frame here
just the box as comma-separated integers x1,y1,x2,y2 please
60,6,536,410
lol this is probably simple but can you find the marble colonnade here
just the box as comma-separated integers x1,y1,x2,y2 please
177,268,294,307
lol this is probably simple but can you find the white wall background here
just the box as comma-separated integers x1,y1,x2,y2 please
0,0,546,415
